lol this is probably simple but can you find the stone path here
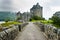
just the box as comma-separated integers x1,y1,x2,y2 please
15,22,47,40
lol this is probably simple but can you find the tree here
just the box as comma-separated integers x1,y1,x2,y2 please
32,16,45,20
41,18,45,20
17,16,21,20
5,17,10,22
51,16,60,25
29,18,32,21
32,16,41,20
49,18,52,20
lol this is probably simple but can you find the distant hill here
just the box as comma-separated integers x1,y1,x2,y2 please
0,11,16,21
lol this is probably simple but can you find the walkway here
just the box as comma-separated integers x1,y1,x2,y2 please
15,22,47,40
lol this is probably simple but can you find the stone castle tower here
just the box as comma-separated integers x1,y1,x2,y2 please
30,3,43,17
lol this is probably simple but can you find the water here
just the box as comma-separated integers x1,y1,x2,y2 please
0,21,5,24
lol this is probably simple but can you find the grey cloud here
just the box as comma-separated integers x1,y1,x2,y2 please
48,0,60,6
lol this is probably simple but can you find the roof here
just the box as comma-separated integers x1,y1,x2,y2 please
30,3,42,11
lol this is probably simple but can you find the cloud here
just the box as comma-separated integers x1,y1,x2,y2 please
12,0,60,19
12,0,36,12
49,0,60,6
0,0,60,19
40,0,60,19
51,6,60,13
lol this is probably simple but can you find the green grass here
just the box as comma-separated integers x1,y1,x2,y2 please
1,21,21,27
41,20,60,28
40,20,53,24
30,20,53,24
40,20,60,28
30,20,60,28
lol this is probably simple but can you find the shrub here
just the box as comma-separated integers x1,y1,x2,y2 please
32,16,45,20
29,18,32,21
5,17,10,22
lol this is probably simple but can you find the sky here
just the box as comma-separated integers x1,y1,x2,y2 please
13,0,60,19
0,0,60,19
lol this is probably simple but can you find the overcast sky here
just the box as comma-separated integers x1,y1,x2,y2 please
13,0,60,19
0,0,60,19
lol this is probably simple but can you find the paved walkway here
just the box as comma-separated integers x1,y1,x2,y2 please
15,22,47,40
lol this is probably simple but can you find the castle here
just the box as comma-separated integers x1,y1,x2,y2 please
30,3,43,17
16,3,43,22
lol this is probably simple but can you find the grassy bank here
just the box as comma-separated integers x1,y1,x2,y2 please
41,20,60,28
30,20,53,24
30,20,60,28
1,21,21,27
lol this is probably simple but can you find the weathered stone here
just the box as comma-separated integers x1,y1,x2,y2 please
0,25,19,40
34,22,59,40
0,23,28,40
0,31,8,40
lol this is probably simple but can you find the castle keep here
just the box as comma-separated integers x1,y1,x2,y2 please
30,3,43,17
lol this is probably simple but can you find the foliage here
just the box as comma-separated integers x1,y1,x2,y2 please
17,16,21,20
40,20,53,24
29,18,32,21
51,16,60,25
5,17,10,22
30,16,45,20
32,16,41,20
53,24,60,28
49,16,60,28
49,18,52,20
41,18,45,20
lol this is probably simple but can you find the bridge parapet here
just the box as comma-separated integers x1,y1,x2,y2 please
0,22,28,40
18,22,28,31
0,25,19,40
34,22,60,40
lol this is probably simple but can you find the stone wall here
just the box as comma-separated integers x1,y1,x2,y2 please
35,22,60,40
18,23,28,31
0,22,28,40
0,25,19,40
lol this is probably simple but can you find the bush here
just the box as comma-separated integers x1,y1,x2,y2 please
32,16,45,20
17,17,21,20
5,18,10,22
29,18,32,21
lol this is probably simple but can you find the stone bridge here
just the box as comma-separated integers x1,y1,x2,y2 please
0,22,60,40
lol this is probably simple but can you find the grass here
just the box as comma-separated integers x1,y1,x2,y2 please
40,20,53,24
0,21,22,32
30,20,53,24
40,20,60,28
1,21,21,28
30,19,60,28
